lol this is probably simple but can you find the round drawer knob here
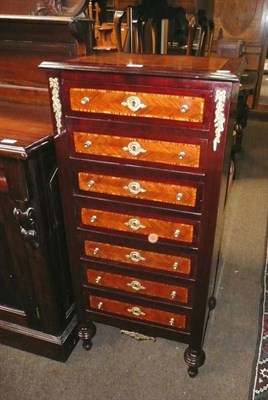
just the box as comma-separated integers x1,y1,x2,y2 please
173,262,180,270
92,247,99,255
174,229,181,238
180,104,189,113
90,215,97,223
178,151,186,160
176,192,183,202
84,140,92,148
87,180,95,188
80,96,90,105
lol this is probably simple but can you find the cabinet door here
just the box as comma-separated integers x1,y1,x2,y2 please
0,193,36,327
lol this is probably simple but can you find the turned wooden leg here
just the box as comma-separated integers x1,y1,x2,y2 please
184,347,206,378
208,296,216,311
77,322,96,351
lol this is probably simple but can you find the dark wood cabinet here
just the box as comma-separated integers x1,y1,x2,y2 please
0,103,78,361
42,53,244,375
0,8,92,360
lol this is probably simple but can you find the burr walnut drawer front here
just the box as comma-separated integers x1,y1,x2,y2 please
69,88,205,124
73,132,204,169
84,240,193,277
89,295,188,330
81,207,198,244
87,269,190,305
77,172,199,209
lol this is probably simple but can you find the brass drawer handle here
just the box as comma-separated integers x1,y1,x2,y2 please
87,180,95,188
127,280,146,291
90,215,97,223
121,96,147,112
125,251,145,263
179,104,189,113
124,218,146,231
97,301,103,309
80,96,90,105
127,306,146,317
92,247,99,255
176,192,183,202
84,140,92,148
170,291,177,299
123,181,146,195
95,276,102,284
123,141,147,156
169,317,175,326
174,229,181,238
172,262,180,270
178,151,186,160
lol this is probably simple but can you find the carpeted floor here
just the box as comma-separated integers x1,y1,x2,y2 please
0,117,267,400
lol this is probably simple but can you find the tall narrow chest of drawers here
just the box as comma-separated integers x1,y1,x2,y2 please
42,54,244,376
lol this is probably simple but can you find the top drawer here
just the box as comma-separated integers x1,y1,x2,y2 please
67,86,211,127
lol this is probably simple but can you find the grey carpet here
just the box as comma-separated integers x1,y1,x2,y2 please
0,118,267,400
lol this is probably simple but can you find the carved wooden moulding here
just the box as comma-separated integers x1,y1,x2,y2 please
36,0,89,16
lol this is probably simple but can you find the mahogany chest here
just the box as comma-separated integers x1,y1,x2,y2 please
42,53,244,376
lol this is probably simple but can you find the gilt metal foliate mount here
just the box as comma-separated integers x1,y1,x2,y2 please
49,77,62,135
213,89,227,151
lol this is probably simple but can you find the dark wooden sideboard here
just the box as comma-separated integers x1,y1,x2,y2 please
42,53,245,374
0,13,92,361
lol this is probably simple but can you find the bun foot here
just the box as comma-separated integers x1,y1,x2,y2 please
188,366,198,378
208,296,216,310
77,322,96,351
184,346,205,377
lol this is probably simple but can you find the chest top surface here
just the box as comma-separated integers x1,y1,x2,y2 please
40,53,245,82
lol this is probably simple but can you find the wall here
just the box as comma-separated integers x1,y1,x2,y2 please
0,0,37,14
213,0,268,108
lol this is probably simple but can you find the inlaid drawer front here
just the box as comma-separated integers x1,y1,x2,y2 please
78,173,198,208
81,208,195,243
84,240,192,276
73,132,202,168
70,88,204,123
90,295,187,330
87,269,189,304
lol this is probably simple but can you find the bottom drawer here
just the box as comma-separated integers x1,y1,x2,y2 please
89,295,188,331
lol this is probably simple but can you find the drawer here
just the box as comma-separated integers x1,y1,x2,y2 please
84,240,193,276
87,269,190,305
78,172,198,208
89,295,188,330
81,207,197,244
73,131,203,169
70,88,205,123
